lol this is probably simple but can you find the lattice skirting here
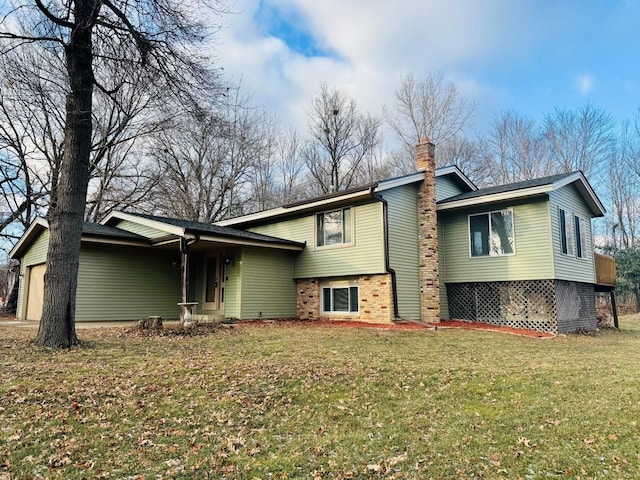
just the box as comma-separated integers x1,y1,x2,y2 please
447,280,596,334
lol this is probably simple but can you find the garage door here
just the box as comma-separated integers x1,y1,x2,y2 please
25,263,46,321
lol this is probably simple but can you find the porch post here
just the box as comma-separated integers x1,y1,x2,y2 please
180,238,190,309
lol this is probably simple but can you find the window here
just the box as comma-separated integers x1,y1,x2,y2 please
469,209,514,257
322,286,359,313
317,208,352,247
559,208,575,256
575,215,587,258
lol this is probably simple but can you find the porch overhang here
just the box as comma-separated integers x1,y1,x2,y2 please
101,211,306,252
149,232,305,251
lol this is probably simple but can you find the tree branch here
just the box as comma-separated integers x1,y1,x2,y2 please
34,0,74,29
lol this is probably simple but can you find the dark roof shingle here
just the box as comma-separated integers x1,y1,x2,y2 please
438,172,575,204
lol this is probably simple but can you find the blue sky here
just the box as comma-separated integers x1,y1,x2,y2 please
216,0,640,138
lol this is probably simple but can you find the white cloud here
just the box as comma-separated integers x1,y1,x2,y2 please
576,74,596,95
212,1,600,138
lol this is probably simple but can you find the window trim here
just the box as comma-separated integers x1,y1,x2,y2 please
559,208,580,258
315,207,354,249
321,282,359,314
468,208,516,258
574,214,587,259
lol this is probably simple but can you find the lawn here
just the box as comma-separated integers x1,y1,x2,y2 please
2,318,640,479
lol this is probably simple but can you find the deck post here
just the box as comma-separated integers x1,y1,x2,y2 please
610,291,619,329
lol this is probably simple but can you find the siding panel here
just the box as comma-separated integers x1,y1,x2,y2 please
442,198,554,283
249,202,386,279
75,244,181,321
549,185,596,283
239,247,296,319
438,214,449,319
436,175,466,202
114,220,167,238
380,185,421,320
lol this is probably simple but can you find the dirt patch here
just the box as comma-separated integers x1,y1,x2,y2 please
432,319,554,338
0,313,553,338
235,318,553,338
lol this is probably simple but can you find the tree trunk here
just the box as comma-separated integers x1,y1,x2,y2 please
5,266,19,314
33,10,95,348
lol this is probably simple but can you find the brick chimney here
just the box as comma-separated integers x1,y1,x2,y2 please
416,138,440,323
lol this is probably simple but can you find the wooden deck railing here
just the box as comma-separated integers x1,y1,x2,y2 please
595,253,616,287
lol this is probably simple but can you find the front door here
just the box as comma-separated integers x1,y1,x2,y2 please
203,254,225,311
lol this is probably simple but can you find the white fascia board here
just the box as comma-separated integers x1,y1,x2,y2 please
375,172,425,192
101,211,185,237
82,237,150,248
437,185,553,211
9,217,48,259
197,234,305,251
551,172,606,216
216,189,374,227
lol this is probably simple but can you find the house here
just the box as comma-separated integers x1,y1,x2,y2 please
10,139,610,334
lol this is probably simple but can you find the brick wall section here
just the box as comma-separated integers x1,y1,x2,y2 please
296,274,393,324
358,274,393,324
297,278,320,320
416,138,440,323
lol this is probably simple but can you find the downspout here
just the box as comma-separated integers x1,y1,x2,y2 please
372,191,400,321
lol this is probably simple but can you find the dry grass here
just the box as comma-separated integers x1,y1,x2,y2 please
2,317,640,479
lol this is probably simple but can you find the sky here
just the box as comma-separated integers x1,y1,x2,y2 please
215,0,640,139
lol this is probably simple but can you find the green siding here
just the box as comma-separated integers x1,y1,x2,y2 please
437,214,449,319
441,198,554,283
114,220,167,238
223,248,242,318
549,185,596,283
436,175,466,202
249,202,386,279
239,247,296,319
75,244,181,321
381,185,421,320
16,229,50,319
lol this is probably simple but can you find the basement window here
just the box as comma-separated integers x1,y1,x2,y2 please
322,285,359,313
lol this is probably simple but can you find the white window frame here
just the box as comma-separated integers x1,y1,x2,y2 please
321,282,359,314
574,214,587,259
468,209,516,258
559,208,576,257
316,207,353,249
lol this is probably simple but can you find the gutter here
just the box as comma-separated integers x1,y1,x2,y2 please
371,191,400,321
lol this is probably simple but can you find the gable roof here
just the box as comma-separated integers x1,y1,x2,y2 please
217,166,476,228
9,218,149,259
438,171,606,216
102,211,305,250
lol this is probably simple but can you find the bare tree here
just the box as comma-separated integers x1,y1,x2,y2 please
303,83,381,194
438,136,494,187
543,103,616,179
274,129,306,205
384,72,476,170
146,84,262,222
487,110,554,184
0,47,65,245
1,0,224,347
607,115,640,249
85,70,172,222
